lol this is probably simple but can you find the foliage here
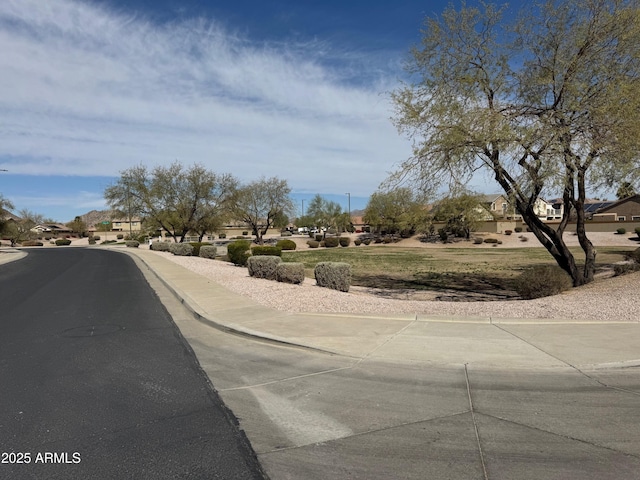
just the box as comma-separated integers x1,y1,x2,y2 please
616,228,627,235
232,176,294,245
390,0,640,287
55,238,72,246
339,237,351,247
636,227,640,238
276,239,297,250
3,209,44,246
432,193,487,239
513,265,573,300
21,240,43,246
307,240,320,248
305,195,350,234
354,239,362,246
251,245,282,256
66,216,87,237
614,263,640,276
0,194,15,237
314,262,351,292
363,188,429,235
189,242,211,256
117,234,124,239
169,243,193,256
276,263,305,284
247,255,282,280
616,182,636,200
630,247,640,264
199,245,218,259
150,242,170,252
227,240,251,266
125,240,139,248
323,237,340,248
484,238,499,244
104,162,237,243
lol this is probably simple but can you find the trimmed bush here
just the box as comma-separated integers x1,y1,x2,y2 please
281,230,292,237
88,237,96,245
22,240,44,246
276,239,297,251
315,234,323,242
199,245,217,259
354,239,362,246
473,237,483,244
242,231,249,236
251,245,282,256
150,242,170,252
247,255,282,280
117,234,124,240
614,263,640,276
616,227,627,235
169,243,194,256
55,238,72,246
383,237,393,244
125,240,139,248
519,235,529,242
307,240,320,248
276,262,305,284
93,236,100,241
228,240,251,266
635,227,640,238
629,247,640,264
339,237,351,247
363,238,371,245
513,265,573,299
514,227,523,233
189,242,211,256
504,230,513,235
314,262,351,292
484,238,499,243
218,233,227,239
323,237,340,248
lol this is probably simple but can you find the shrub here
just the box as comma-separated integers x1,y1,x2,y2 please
354,239,362,246
323,237,340,248
504,230,513,235
629,247,640,264
55,238,72,246
125,240,139,248
117,234,124,240
514,227,523,233
169,243,194,256
277,262,305,284
473,237,483,244
338,237,351,247
227,240,251,266
635,227,640,238
383,237,393,244
616,227,627,235
484,238,499,244
513,265,573,300
242,231,249,236
88,237,96,245
150,242,170,252
519,235,529,242
251,245,282,256
199,245,217,259
363,238,371,245
281,230,292,237
315,262,351,292
276,239,297,251
247,255,282,280
93,236,100,241
614,263,640,276
307,240,320,248
22,240,43,246
315,234,323,242
189,242,211,256
218,233,227,239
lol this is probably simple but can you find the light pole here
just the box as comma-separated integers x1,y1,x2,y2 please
345,193,351,233
301,199,304,217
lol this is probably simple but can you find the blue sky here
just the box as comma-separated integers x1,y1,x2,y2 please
0,0,524,222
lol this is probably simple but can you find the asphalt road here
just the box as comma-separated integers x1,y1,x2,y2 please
0,248,266,480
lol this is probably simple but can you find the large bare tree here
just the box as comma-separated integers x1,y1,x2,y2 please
391,0,640,286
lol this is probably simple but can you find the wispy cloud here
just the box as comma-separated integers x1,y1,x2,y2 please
0,0,410,196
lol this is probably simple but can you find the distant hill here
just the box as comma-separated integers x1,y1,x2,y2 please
80,209,113,228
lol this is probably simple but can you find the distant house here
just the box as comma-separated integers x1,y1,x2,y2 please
592,195,640,222
30,223,72,235
110,217,142,232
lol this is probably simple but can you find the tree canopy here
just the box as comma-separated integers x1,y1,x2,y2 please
391,0,640,286
304,194,350,234
363,188,428,236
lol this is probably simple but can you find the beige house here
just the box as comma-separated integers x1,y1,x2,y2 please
110,218,142,232
592,195,640,222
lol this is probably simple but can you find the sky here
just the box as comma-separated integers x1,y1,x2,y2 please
0,0,523,222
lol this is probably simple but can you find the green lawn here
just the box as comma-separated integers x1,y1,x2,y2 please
282,245,633,295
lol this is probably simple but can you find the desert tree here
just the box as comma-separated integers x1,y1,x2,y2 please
390,0,640,286
363,187,429,236
431,193,488,240
104,162,238,243
232,176,295,244
0,194,15,236
305,194,346,235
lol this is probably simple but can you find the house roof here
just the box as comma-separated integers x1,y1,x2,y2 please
593,194,640,214
478,194,505,203
1,211,21,222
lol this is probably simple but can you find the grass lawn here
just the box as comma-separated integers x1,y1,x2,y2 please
282,245,633,296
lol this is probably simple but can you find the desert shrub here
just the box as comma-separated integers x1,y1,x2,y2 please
276,262,305,284
635,227,640,238
519,235,529,242
117,234,124,239
218,233,226,239
199,245,217,259
55,238,72,246
169,243,193,256
354,239,362,246
324,237,340,248
125,240,139,248
383,237,393,244
307,240,320,248
101,240,117,244
251,245,282,256
276,239,297,251
629,247,640,264
484,238,499,244
513,265,573,300
227,240,251,266
374,237,383,244
614,263,640,276
242,231,249,236
315,234,323,242
189,242,211,256
514,227,523,233
616,227,627,235
319,241,326,247
438,229,448,242
22,240,43,246
150,242,170,252
93,236,100,241
339,237,351,247
504,230,513,235
281,230,292,237
314,262,351,292
363,238,371,245
247,255,281,280
473,237,483,244
88,237,96,245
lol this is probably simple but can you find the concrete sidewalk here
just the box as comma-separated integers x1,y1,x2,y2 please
122,248,640,478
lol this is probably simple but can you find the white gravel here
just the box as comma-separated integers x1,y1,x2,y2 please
151,236,640,323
